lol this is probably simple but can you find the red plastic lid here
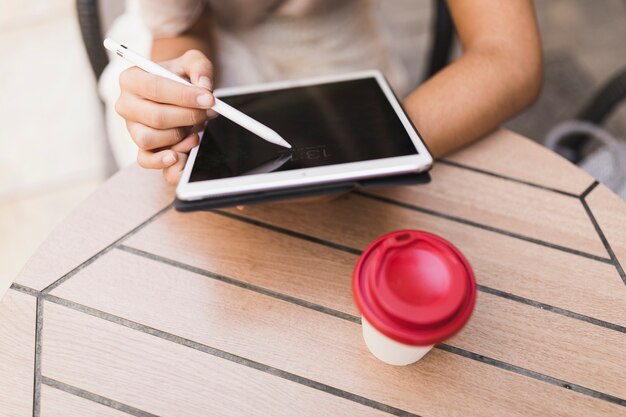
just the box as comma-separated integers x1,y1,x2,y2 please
352,230,476,346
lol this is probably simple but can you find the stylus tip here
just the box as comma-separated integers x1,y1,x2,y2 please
273,134,292,149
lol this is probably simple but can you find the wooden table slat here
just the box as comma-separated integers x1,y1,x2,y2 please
42,302,397,417
129,201,626,328
50,248,626,402
0,290,37,416
228,194,622,323
445,130,595,195
41,385,131,417
127,211,358,315
369,162,607,258
586,184,626,284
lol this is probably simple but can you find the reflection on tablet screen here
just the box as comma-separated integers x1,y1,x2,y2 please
189,78,418,182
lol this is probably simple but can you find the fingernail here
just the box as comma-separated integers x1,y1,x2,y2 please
196,93,213,108
163,153,176,166
198,76,212,90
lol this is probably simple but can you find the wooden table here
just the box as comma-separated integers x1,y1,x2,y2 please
1,130,625,417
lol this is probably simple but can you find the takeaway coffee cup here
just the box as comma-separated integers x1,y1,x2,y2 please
352,230,476,366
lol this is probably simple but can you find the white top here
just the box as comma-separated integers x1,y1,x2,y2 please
139,0,346,35
137,0,427,96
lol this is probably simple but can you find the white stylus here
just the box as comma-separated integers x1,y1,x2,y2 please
104,38,291,149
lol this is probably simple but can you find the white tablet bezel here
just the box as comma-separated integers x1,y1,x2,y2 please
176,70,433,201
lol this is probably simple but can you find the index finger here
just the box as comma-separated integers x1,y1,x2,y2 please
173,49,214,88
120,67,214,109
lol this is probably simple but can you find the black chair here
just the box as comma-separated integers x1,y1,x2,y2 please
77,0,110,80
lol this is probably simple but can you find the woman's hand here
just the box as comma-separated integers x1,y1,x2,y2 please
115,49,215,184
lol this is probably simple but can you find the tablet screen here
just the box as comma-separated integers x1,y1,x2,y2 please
189,77,419,182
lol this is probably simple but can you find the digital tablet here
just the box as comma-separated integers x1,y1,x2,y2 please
176,70,433,201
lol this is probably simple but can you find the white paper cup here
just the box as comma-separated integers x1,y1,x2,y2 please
353,230,477,367
361,316,433,366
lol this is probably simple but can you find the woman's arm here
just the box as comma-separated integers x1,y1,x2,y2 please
403,0,542,157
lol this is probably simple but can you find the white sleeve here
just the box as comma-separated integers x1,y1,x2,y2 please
139,0,206,38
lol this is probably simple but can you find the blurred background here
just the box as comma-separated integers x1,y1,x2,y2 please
1,0,625,291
